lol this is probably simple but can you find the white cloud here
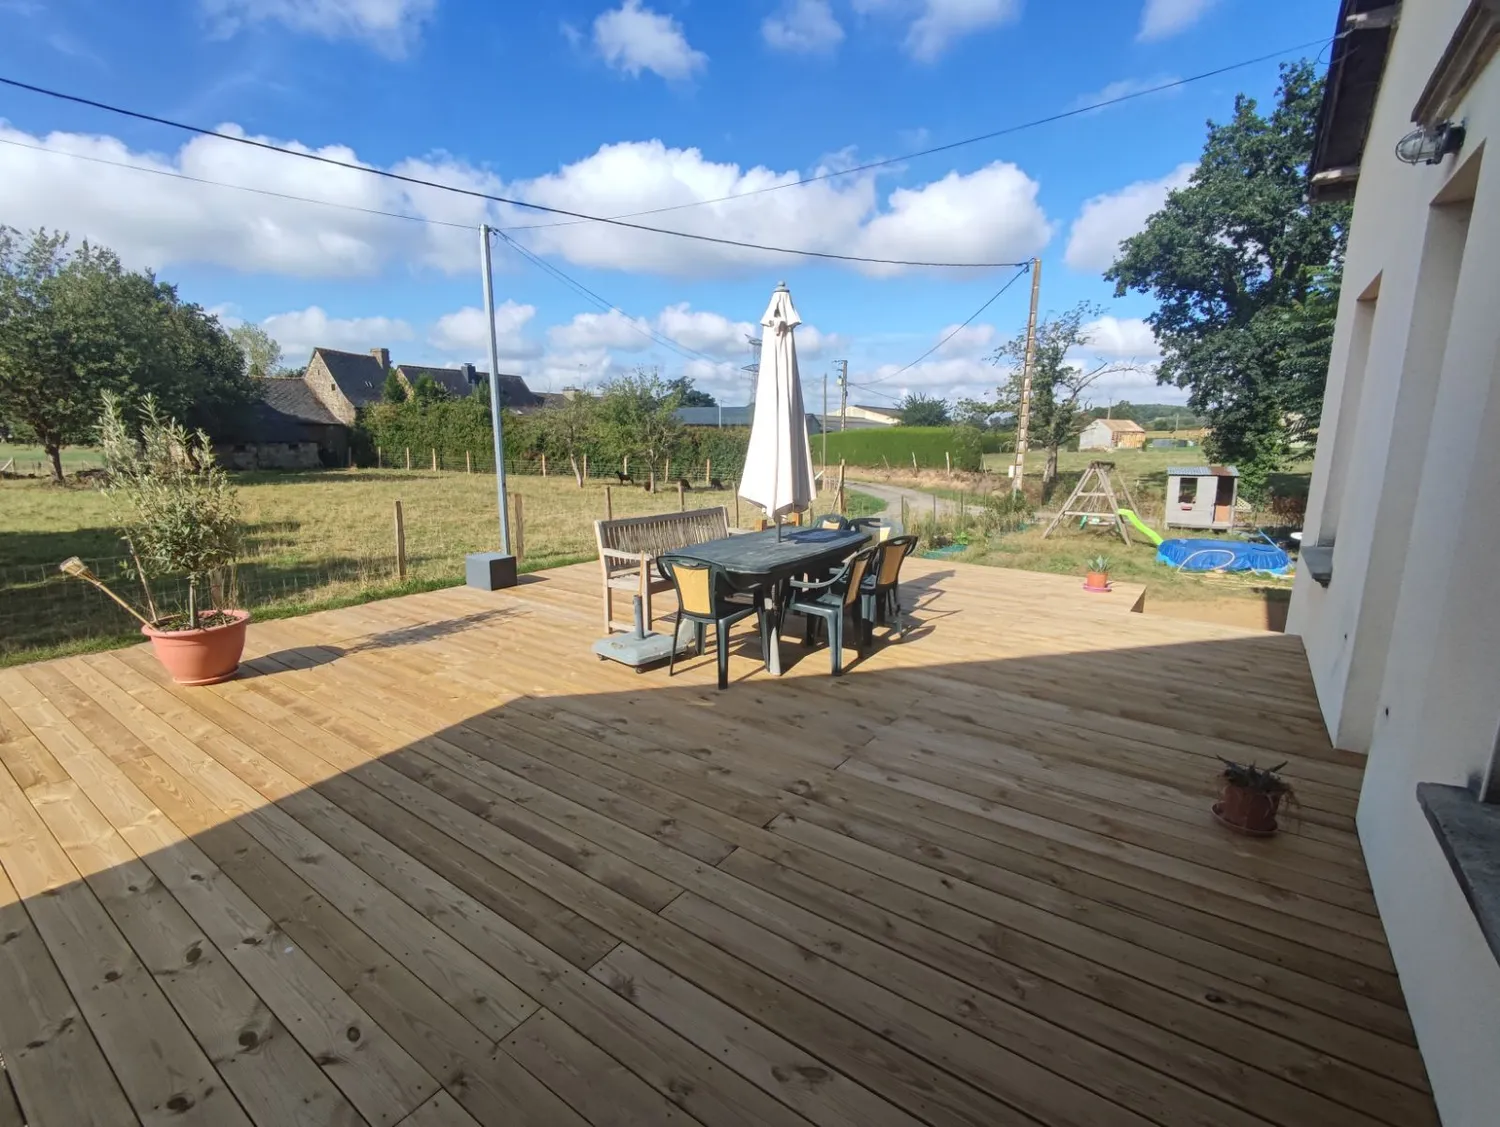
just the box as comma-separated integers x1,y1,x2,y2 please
1064,162,1193,274
856,356,996,404
547,309,655,353
0,122,481,277
655,303,757,356
1073,74,1180,111
852,161,1051,277
762,0,844,54
854,0,1020,62
200,0,435,54
935,323,996,355
428,302,541,360
1082,315,1160,360
261,307,414,362
1137,0,1215,42
0,124,1051,282
592,0,706,80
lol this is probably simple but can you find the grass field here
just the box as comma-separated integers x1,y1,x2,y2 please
0,442,104,475
0,469,882,665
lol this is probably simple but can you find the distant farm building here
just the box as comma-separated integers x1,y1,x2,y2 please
1078,418,1147,451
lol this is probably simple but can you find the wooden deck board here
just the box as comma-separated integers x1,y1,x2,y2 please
0,557,1437,1126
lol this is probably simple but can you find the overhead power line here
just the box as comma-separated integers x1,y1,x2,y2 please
0,135,473,228
499,35,1336,233
0,75,1023,270
855,264,1032,395
490,228,724,367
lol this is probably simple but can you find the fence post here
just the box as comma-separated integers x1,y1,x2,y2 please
623,454,628,478
946,451,951,478
911,451,918,470
512,494,525,562
678,480,685,511
377,446,383,469
466,450,472,474
665,457,671,482
837,460,847,515
583,453,589,480
734,487,740,527
705,457,711,485
431,448,437,472
348,449,354,469
405,447,411,471
605,485,613,521
393,501,407,581
541,454,548,477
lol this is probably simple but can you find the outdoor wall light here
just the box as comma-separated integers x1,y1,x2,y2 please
1395,121,1467,166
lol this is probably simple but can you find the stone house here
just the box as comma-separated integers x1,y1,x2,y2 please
214,345,556,467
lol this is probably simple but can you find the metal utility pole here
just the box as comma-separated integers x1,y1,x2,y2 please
835,359,848,431
1010,258,1042,495
479,225,512,554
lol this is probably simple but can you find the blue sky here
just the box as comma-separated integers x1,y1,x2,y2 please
0,0,1333,408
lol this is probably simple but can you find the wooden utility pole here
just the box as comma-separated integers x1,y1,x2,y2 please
1011,257,1042,495
393,501,407,580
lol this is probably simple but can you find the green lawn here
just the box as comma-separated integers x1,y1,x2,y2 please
0,470,887,665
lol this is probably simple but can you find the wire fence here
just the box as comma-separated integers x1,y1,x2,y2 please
355,447,749,487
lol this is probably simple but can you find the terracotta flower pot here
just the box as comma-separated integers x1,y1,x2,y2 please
1085,571,1111,591
1217,782,1283,835
141,610,251,686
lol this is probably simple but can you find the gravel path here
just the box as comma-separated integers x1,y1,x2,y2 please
847,479,959,520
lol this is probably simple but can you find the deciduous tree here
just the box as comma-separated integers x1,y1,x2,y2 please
984,302,1141,484
0,227,253,481
229,323,283,378
898,393,951,426
1106,61,1350,493
597,368,683,490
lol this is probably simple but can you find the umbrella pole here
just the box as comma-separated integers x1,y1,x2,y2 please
777,514,783,542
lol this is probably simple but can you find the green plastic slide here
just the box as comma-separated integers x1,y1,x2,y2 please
1117,508,1164,547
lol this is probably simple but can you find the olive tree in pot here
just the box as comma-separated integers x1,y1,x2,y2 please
68,393,248,684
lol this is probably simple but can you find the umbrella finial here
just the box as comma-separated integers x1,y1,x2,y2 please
775,280,789,291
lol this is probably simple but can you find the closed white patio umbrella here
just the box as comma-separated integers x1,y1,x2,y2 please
739,282,816,538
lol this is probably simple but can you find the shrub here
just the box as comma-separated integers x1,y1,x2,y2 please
97,391,243,629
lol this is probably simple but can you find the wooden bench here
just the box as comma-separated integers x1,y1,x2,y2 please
595,506,730,633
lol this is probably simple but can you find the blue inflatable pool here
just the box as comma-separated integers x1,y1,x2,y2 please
1156,538,1292,575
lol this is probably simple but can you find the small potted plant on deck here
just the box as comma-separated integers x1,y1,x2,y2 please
1084,554,1112,592
63,393,249,685
1215,759,1293,836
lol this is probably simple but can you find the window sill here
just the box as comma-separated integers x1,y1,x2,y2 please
1417,782,1500,966
1301,545,1334,587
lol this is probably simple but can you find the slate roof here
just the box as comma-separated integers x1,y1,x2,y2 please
397,364,479,400
313,348,387,408
219,378,342,443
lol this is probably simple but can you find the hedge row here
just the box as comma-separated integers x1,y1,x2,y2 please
354,397,752,479
819,426,985,471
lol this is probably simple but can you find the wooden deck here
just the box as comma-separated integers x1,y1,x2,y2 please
0,558,1435,1127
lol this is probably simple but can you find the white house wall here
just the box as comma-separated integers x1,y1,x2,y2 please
1288,4,1500,1123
